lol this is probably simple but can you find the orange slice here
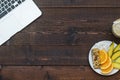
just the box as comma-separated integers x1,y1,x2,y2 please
99,50,108,64
100,57,112,69
101,64,113,74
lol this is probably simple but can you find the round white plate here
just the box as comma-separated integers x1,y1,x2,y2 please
88,40,119,76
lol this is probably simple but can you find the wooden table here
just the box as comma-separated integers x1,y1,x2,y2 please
0,0,120,80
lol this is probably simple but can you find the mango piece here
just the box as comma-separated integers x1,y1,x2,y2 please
112,50,120,60
113,62,120,69
115,57,120,63
108,42,114,57
113,44,120,52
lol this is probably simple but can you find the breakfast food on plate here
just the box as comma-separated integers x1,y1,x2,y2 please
92,48,100,69
99,50,108,64
115,57,120,63
92,49,113,74
91,42,120,75
108,42,114,57
112,50,120,60
113,56,120,69
100,50,113,74
100,56,112,70
113,44,120,52
101,64,113,74
113,62,120,69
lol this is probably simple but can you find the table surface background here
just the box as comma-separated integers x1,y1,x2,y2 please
1,0,120,80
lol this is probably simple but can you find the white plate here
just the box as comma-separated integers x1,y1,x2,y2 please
88,40,119,76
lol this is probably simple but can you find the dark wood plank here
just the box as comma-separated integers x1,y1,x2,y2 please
0,45,88,65
31,8,119,27
1,8,120,65
2,41,120,65
8,32,120,45
43,66,120,80
7,8,120,45
1,66,120,80
1,0,120,79
1,66,45,80
29,45,88,65
0,45,30,65
35,0,120,7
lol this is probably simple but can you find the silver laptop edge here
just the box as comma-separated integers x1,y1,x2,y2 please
0,0,42,45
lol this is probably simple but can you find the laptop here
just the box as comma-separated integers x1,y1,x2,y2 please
0,0,42,45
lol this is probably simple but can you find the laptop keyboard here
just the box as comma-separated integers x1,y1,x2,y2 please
0,0,25,19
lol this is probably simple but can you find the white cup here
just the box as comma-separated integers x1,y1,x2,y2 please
112,19,120,38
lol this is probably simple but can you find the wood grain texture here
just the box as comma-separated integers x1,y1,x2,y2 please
28,8,120,31
6,8,120,45
0,45,88,65
8,32,119,45
1,0,120,80
35,0,120,7
1,66,45,80
1,66,120,80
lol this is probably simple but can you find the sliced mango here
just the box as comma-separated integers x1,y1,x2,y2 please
113,62,120,69
112,50,120,60
115,57,120,63
108,42,114,57
113,44,120,53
